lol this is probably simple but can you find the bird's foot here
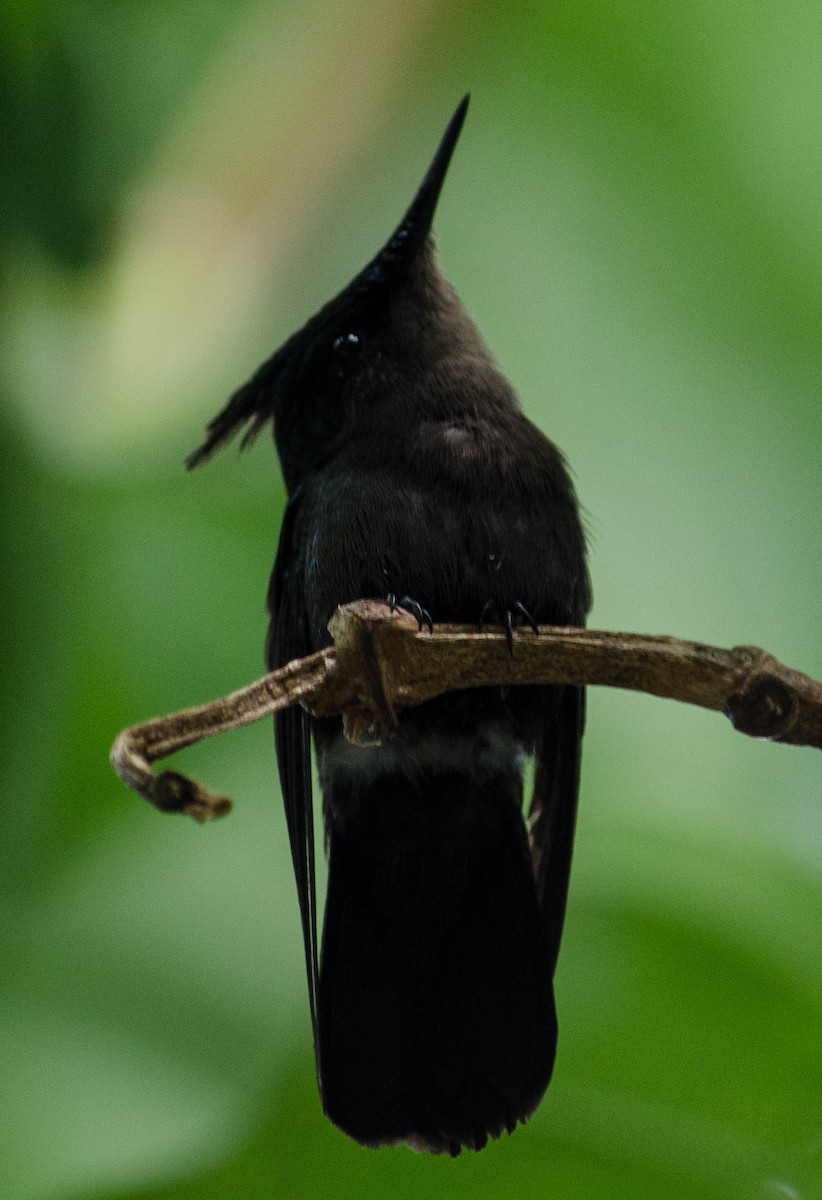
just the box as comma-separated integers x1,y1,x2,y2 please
478,600,539,656
386,593,434,633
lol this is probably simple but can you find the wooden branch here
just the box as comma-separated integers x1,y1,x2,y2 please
110,599,822,821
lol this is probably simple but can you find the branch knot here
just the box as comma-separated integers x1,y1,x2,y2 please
724,646,802,740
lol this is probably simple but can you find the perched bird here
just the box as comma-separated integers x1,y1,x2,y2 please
188,95,590,1155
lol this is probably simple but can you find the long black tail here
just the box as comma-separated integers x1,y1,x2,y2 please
317,765,556,1155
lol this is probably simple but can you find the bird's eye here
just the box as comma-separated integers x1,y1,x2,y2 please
332,332,362,360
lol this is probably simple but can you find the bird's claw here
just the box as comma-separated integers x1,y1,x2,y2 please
479,600,539,657
387,594,433,633
513,601,539,635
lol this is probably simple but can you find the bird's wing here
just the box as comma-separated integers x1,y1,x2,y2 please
528,684,586,975
266,486,320,1051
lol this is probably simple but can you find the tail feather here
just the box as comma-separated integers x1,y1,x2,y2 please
317,767,555,1154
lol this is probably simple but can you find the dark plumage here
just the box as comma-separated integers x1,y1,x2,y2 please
189,96,590,1154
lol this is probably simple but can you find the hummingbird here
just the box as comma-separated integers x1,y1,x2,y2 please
188,95,590,1155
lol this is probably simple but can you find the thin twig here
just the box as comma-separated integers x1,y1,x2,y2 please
110,599,822,821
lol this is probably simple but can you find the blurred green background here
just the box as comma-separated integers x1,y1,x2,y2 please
2,2,821,1197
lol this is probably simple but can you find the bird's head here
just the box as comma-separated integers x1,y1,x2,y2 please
187,96,478,491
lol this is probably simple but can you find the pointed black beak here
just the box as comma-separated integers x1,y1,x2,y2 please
362,93,470,283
